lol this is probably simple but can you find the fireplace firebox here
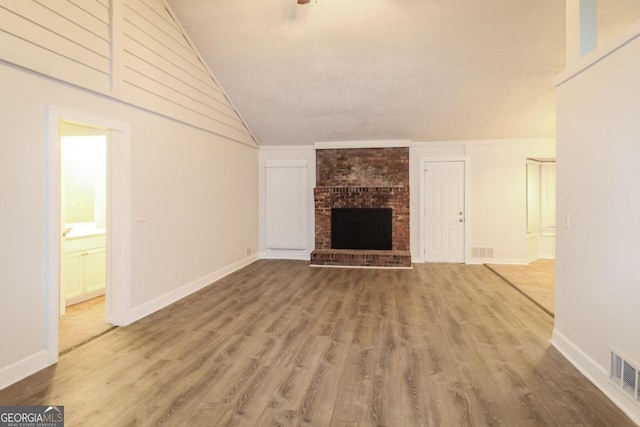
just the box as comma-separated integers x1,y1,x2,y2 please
331,208,392,250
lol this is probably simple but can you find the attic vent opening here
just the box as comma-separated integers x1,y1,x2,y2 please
610,349,640,405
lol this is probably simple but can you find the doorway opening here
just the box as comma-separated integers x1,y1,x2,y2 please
58,122,113,353
46,106,132,364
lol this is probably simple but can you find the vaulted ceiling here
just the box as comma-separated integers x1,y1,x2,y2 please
168,0,640,146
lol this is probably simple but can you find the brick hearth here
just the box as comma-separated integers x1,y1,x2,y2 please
311,146,411,268
310,249,411,268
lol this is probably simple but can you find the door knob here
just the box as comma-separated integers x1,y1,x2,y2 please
459,211,463,215
459,219,464,222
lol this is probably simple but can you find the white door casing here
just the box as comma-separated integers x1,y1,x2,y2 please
47,105,131,365
424,161,465,263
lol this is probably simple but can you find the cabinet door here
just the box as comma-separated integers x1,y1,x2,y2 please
83,248,106,294
63,253,83,301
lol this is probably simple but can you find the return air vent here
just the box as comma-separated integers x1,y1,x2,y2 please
472,247,494,259
610,349,640,405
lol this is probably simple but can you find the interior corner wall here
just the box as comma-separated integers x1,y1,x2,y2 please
0,62,258,388
410,140,555,264
554,31,640,423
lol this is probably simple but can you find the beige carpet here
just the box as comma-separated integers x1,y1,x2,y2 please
486,259,555,316
59,296,114,353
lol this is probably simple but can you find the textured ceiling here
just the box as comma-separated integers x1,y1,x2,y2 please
168,0,640,146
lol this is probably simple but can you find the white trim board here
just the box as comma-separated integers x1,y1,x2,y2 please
467,259,529,266
129,255,259,323
554,19,640,87
411,139,554,148
260,145,315,152
260,250,311,261
315,140,410,150
552,329,640,425
46,105,132,366
0,351,48,391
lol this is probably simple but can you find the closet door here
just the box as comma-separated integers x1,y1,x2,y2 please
265,161,308,250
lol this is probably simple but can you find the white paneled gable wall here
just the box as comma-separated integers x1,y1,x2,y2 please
0,0,259,392
0,0,257,147
0,0,111,89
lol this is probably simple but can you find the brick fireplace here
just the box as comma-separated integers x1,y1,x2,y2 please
310,145,412,268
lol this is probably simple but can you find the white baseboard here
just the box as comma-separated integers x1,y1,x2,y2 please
526,255,538,263
467,258,528,265
411,257,528,265
260,250,310,261
552,329,640,425
0,350,49,391
66,288,105,306
128,254,259,324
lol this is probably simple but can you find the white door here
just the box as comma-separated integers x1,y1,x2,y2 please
265,163,308,250
424,161,465,262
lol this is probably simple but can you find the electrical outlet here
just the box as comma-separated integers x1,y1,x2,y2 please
564,212,570,229
167,271,174,282
246,247,252,256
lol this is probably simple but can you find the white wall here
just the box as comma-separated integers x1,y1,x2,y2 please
467,140,555,264
598,0,640,48
260,140,555,265
553,22,640,424
410,140,555,264
0,63,258,388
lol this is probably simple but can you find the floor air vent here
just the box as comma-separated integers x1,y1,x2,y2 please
610,349,640,405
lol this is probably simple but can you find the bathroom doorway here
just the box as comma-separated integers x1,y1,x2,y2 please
46,106,131,364
58,122,113,353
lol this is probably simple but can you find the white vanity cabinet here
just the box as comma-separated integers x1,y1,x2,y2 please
63,233,106,305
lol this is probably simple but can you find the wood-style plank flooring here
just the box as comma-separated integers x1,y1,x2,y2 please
487,260,555,316
0,260,633,426
59,295,114,353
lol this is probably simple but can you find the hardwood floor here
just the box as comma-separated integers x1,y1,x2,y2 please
0,260,633,426
487,260,555,316
59,295,115,354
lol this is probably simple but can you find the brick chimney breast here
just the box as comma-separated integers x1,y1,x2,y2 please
311,147,411,268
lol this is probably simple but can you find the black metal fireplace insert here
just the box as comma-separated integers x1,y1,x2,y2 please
331,208,392,250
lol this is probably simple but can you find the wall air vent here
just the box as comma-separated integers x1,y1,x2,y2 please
610,349,640,406
472,247,494,259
